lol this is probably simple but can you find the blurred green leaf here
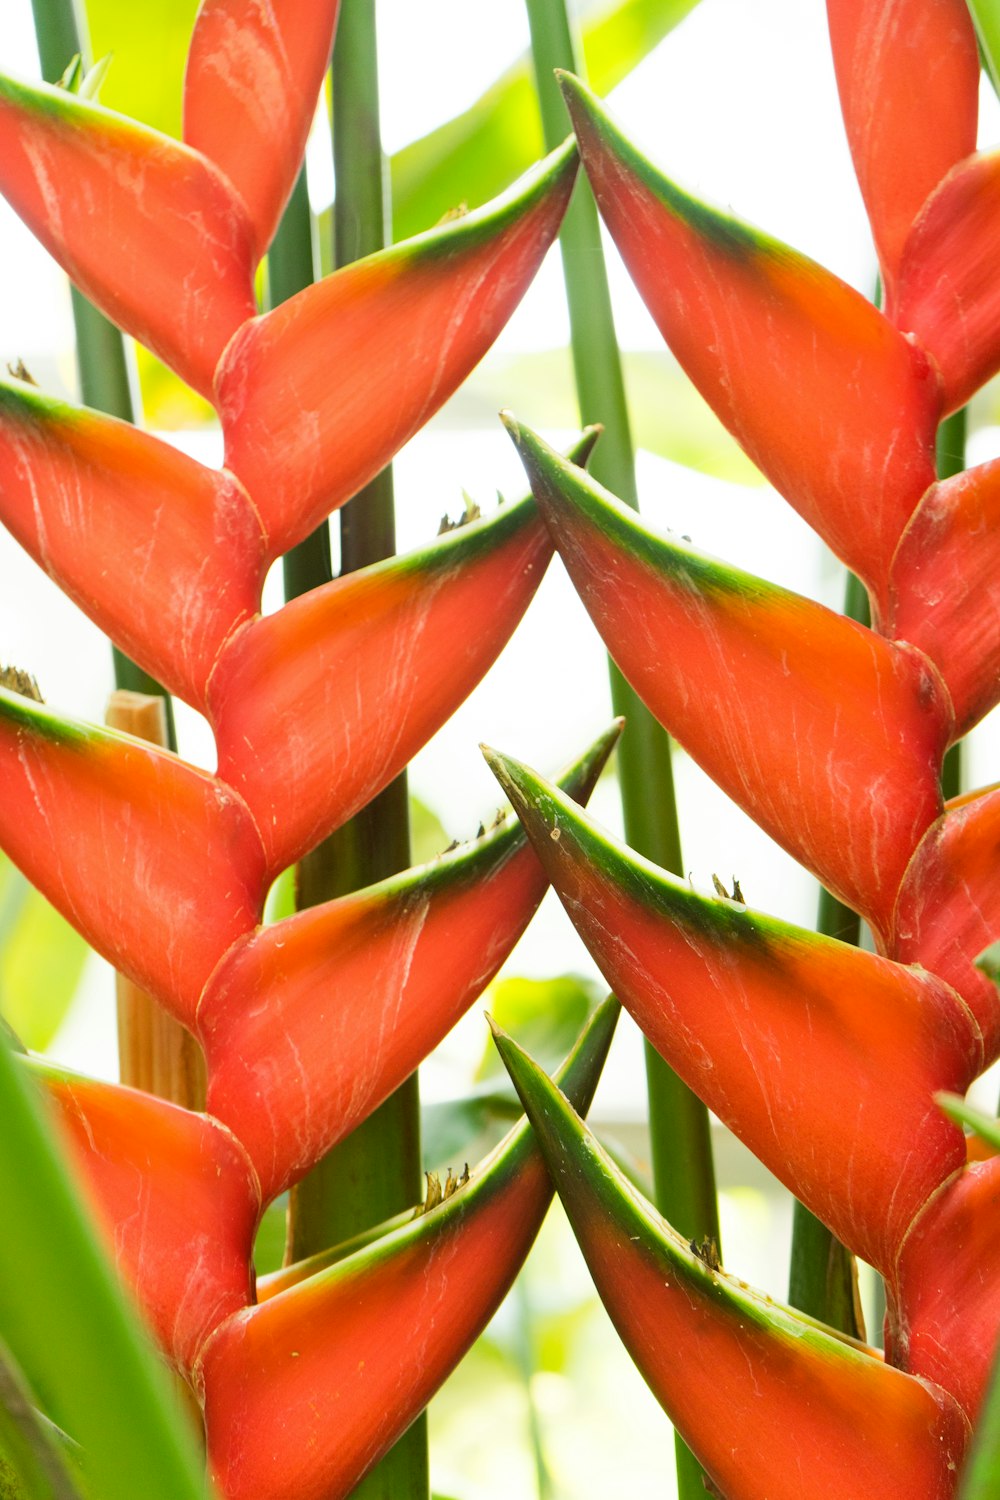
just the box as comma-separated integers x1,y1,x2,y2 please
0,1038,211,1500
0,1344,84,1500
0,860,88,1053
477,973,604,1082
960,1324,1000,1498
422,1089,522,1176
81,0,198,136
252,1194,289,1277
390,0,701,239
463,350,765,483
409,795,451,866
262,867,297,926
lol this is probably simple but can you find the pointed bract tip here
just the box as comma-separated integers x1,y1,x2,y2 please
556,71,590,105
480,743,534,810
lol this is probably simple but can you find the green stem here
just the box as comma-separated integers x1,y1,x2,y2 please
281,6,425,1496
29,0,175,750
936,406,966,802
271,168,335,604
525,6,717,1493
787,568,867,1339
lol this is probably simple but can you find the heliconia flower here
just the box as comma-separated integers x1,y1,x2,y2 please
501,417,950,932
888,1154,1000,1424
209,490,557,877
0,72,256,399
0,378,265,712
483,745,977,1274
197,997,619,1500
0,687,266,1025
183,0,342,260
886,456,1000,739
217,140,578,555
554,72,941,607
892,786,1000,1061
491,1023,971,1500
199,724,621,1201
895,150,1000,414
30,1057,259,1375
825,0,979,304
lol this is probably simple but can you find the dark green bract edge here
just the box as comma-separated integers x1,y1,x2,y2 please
483,744,786,958
493,1022,882,1363
246,996,619,1303
501,412,782,607
353,135,577,276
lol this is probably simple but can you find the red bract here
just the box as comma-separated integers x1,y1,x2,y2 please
493,1026,971,1500
473,8,1000,1489
218,142,578,550
200,728,620,1201
199,998,618,1500
0,0,599,1492
484,747,978,1277
500,419,950,933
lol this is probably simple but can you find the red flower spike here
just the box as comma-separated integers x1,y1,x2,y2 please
892,788,1000,1061
200,724,621,1202
0,379,265,712
492,1024,971,1500
210,491,555,878
826,0,979,302
183,0,341,260
198,998,619,1500
30,1057,259,1375
503,417,950,932
889,1157,1000,1423
887,457,1000,738
557,73,941,604
484,746,977,1274
0,73,255,399
217,140,579,559
895,150,1000,414
0,688,266,1025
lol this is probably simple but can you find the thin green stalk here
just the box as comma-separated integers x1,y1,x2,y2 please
787,567,867,1339
29,0,175,750
272,168,335,604
937,406,966,802
281,5,425,1495
513,1278,554,1500
525,5,717,1493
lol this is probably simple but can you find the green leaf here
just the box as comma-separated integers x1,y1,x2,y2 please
960,1335,1000,1497
421,1089,522,1176
0,1038,212,1500
409,794,451,866
966,0,1000,99
252,1194,290,1278
81,0,199,136
475,973,603,1082
390,0,702,240
0,1344,84,1500
0,860,88,1053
